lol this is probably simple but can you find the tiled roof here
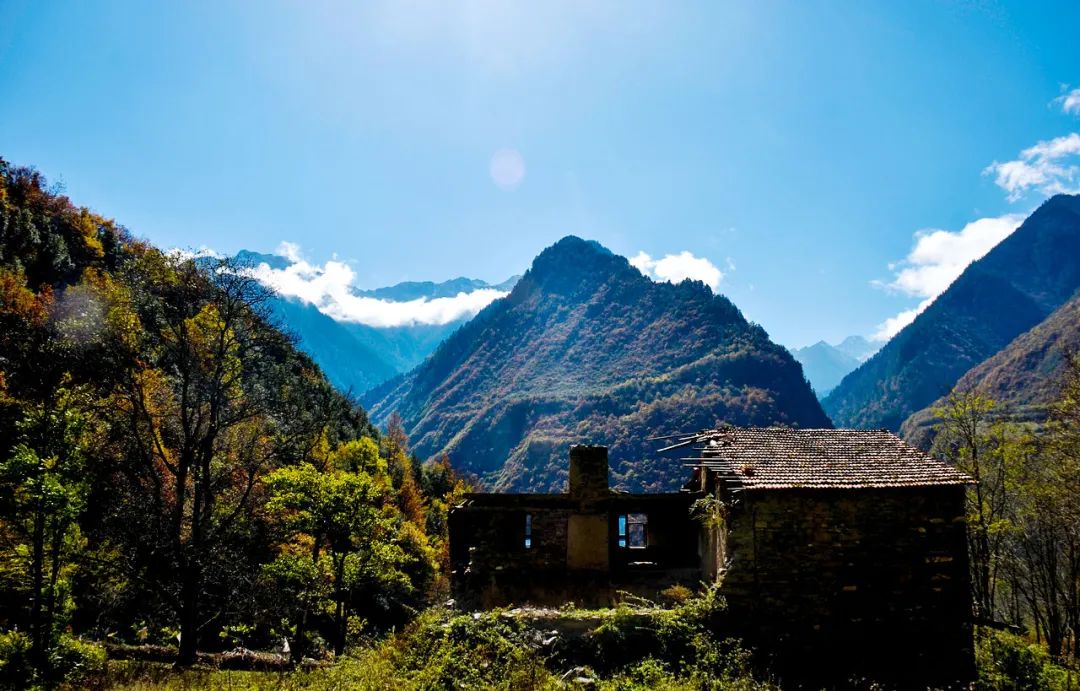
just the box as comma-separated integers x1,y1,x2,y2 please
663,427,972,491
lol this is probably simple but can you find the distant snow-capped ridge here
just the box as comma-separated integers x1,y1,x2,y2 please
231,248,518,328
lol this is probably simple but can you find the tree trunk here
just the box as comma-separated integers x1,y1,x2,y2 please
177,564,200,665
291,542,322,664
334,555,346,656
30,507,46,677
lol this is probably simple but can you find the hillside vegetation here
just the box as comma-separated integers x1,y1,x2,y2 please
824,194,1080,431
902,293,1080,447
366,236,830,492
0,159,463,686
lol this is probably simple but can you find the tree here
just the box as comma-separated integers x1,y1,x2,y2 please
0,383,96,680
384,412,426,527
113,253,308,664
932,392,1018,622
419,453,471,594
265,453,410,657
1039,351,1080,658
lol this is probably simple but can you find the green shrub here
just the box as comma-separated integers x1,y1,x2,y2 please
51,636,107,685
394,609,554,689
975,628,1076,691
566,587,764,689
0,630,33,689
0,631,106,690
658,584,693,607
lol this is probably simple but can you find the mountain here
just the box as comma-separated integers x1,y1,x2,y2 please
823,194,1080,431
265,295,399,395
355,276,519,301
791,338,875,396
364,236,831,492
233,250,518,395
900,293,1080,447
834,335,878,362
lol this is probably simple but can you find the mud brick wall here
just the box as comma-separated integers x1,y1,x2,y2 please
718,485,974,686
450,506,573,607
452,507,570,573
449,492,703,608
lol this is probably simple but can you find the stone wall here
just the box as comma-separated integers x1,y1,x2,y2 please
718,484,974,686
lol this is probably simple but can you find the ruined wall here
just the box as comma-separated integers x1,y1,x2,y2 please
450,493,703,608
450,504,572,607
718,485,974,685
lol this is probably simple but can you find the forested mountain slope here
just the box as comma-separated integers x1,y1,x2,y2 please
823,194,1080,431
900,293,1080,447
366,236,830,492
266,294,401,394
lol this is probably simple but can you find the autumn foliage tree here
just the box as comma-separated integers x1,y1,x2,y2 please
110,252,325,663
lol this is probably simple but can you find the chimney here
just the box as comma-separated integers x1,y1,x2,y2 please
568,445,609,501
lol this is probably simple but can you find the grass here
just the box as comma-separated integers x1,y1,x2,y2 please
95,589,771,690
83,601,1080,690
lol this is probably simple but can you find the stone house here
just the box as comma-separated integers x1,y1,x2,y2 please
449,427,975,684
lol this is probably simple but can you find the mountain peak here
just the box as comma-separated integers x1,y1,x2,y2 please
522,237,629,297
234,249,291,270
1041,192,1080,212
547,235,614,255
531,236,617,269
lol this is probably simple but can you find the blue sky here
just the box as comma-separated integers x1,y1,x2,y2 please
2,1,1079,347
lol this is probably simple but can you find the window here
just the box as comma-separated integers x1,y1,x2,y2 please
524,513,532,549
617,513,647,549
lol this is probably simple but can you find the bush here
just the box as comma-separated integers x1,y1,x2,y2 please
0,630,33,689
975,628,1076,691
658,584,693,606
0,631,105,690
393,609,554,689
52,636,107,685
576,604,760,687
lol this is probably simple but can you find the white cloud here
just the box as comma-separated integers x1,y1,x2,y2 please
1055,87,1080,115
276,241,303,263
870,213,1024,342
881,214,1025,299
243,244,509,328
166,246,223,261
630,251,724,292
871,298,932,342
984,132,1080,201
872,102,1079,343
